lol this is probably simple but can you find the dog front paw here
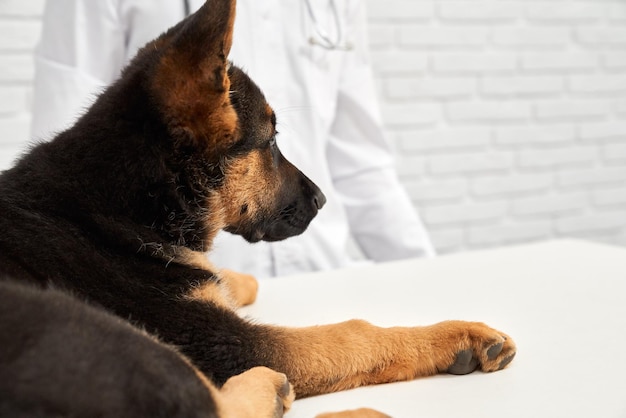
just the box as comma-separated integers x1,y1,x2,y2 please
432,321,516,375
316,408,391,418
220,269,259,307
219,366,294,418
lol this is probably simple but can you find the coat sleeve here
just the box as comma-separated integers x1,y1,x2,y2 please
30,0,126,140
327,0,435,261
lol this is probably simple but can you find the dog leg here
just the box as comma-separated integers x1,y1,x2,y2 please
175,249,258,308
264,320,516,398
214,366,294,418
316,409,391,418
220,269,258,306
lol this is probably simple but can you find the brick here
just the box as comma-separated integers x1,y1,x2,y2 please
366,24,395,49
603,143,626,161
526,2,605,21
521,53,598,72
534,100,609,121
492,28,570,49
0,146,22,171
428,228,465,254
468,221,551,246
405,179,467,202
558,167,626,187
577,28,626,47
603,53,626,70
422,201,508,225
396,156,427,179
0,0,45,16
0,21,41,51
0,115,31,145
495,125,576,146
370,51,428,75
607,3,626,22
472,173,553,197
519,147,596,169
0,53,35,82
513,192,588,216
439,1,521,21
556,210,626,234
481,75,564,96
446,101,531,123
366,0,434,20
569,75,626,95
580,122,626,141
385,77,476,99
593,188,626,206
380,103,441,127
0,86,29,114
399,27,489,48
428,152,513,175
433,53,517,74
399,128,491,152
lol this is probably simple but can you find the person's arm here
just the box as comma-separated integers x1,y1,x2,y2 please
31,0,126,140
327,0,435,261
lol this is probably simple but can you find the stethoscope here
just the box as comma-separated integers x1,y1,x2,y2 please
182,0,352,51
304,0,353,50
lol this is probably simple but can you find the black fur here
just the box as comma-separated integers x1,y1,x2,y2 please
0,0,324,414
0,281,217,418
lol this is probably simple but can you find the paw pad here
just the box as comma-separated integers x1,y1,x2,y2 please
447,349,479,375
498,353,515,370
444,328,516,375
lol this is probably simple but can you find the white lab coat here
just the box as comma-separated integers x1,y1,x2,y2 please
31,0,435,278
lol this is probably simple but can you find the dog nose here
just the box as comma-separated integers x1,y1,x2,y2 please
299,171,326,211
313,189,326,210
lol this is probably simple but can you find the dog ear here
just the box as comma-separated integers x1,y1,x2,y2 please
150,0,239,148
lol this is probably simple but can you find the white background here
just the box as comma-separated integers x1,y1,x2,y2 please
1,0,626,255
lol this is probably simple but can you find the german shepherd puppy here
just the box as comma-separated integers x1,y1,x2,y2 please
0,0,516,416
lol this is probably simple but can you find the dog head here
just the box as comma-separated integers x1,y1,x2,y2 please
218,66,327,242
129,0,326,244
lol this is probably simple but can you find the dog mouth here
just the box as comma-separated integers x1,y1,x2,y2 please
247,229,266,242
232,203,318,243
264,203,315,242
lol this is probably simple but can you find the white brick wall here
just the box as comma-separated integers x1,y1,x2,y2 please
366,0,626,253
0,0,43,169
1,0,625,255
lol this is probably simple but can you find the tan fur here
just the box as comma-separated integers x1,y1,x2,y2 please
150,0,240,152
215,367,295,418
219,151,267,223
267,320,515,398
184,271,258,309
261,103,276,138
316,409,391,418
217,150,282,230
220,269,258,306
175,247,258,308
152,53,239,148
182,357,293,418
176,247,217,271
186,280,234,310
